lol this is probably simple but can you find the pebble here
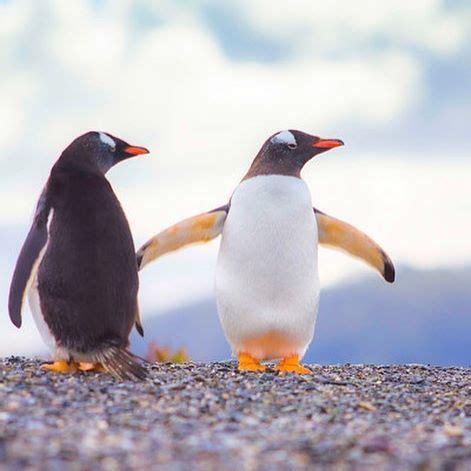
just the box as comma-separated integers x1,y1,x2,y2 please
0,357,470,469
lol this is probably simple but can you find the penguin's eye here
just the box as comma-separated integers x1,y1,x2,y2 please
288,143,297,150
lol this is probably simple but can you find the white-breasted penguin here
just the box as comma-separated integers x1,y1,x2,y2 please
137,130,395,374
8,132,149,380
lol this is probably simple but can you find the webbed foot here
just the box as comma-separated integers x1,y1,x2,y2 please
41,360,78,374
77,362,106,373
275,355,311,375
237,352,267,372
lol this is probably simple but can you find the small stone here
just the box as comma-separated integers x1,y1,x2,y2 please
443,424,463,437
358,401,377,412
0,357,468,469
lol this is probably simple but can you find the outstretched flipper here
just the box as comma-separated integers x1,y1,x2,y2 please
314,208,395,283
8,189,52,327
137,205,229,270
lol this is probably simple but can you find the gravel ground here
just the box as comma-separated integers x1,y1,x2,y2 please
0,358,470,470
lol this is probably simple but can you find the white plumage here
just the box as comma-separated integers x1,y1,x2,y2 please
28,273,56,352
215,175,319,360
270,130,297,146
27,209,57,355
98,132,116,149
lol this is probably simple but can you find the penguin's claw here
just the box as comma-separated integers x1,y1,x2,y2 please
237,352,267,372
41,360,78,374
77,362,106,373
275,355,311,375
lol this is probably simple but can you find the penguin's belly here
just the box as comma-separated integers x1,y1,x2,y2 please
29,273,57,352
215,176,320,360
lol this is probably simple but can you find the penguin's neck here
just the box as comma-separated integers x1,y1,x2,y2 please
52,152,107,178
242,149,307,180
51,160,108,181
233,175,312,211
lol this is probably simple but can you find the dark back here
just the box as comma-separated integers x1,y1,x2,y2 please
38,169,138,352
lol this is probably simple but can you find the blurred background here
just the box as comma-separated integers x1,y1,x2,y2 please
1,0,469,365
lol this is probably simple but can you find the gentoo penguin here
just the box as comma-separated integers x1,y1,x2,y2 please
8,131,149,380
137,130,395,374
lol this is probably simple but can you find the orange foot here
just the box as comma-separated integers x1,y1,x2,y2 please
237,352,267,372
77,362,106,373
41,360,78,374
275,355,311,375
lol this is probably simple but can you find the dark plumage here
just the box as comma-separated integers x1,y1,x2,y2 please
8,131,149,380
243,130,344,179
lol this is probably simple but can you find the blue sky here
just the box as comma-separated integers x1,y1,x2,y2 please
0,0,470,355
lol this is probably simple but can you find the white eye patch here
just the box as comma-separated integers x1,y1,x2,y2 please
270,130,297,146
99,132,116,150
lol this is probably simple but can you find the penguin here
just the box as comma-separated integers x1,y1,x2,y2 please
137,130,395,374
8,131,149,380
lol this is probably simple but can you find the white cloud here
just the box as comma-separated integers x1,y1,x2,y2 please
0,0,465,233
0,74,37,148
0,0,430,160
48,13,127,88
0,0,425,227
239,0,469,55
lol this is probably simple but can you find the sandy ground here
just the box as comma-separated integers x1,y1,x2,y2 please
0,357,470,470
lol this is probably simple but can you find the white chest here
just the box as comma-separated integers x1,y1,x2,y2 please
215,176,320,359
220,176,318,278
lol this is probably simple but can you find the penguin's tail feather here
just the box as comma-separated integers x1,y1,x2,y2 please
97,346,148,381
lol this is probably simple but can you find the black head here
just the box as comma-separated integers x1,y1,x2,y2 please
54,131,149,175
244,130,343,179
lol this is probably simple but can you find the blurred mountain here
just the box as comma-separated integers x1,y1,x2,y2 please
132,266,471,366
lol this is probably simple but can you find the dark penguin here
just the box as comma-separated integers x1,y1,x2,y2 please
8,131,149,380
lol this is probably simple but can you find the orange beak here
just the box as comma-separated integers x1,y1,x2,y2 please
312,139,344,149
124,145,150,156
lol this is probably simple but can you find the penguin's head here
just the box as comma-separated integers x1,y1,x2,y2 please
245,130,343,179
267,129,343,165
57,131,149,175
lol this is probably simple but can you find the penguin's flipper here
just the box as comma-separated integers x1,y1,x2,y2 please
8,191,51,328
314,208,395,283
134,305,144,337
137,204,229,270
